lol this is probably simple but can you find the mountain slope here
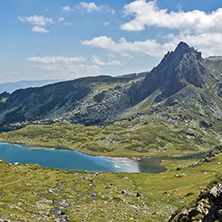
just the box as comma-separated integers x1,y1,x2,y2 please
0,75,143,130
0,42,222,137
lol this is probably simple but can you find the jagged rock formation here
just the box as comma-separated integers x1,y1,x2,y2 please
169,182,222,222
169,145,222,221
133,42,206,103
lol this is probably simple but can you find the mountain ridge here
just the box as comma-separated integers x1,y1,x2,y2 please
0,42,222,134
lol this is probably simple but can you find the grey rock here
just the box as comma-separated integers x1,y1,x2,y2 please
201,120,213,128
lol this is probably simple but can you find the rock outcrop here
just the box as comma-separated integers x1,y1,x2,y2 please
169,181,222,221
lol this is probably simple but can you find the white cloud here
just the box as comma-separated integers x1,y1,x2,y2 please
82,33,222,58
19,15,53,33
59,17,65,22
79,2,100,12
167,32,222,57
33,64,101,79
18,15,53,26
121,0,222,33
27,56,85,64
82,36,115,49
31,26,49,33
81,1,222,59
78,2,115,14
92,56,121,66
82,36,171,57
62,6,73,12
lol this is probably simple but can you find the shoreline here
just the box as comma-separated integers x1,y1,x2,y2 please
0,141,207,160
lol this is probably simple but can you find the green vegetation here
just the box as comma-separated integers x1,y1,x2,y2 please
0,151,221,221
0,117,219,157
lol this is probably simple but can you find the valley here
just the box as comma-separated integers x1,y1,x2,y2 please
0,42,222,221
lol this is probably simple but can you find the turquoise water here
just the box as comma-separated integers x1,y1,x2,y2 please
0,143,167,173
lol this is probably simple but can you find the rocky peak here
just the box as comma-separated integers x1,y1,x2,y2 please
133,42,206,103
175,41,193,55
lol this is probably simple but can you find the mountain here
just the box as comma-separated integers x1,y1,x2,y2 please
0,75,143,130
133,42,206,103
0,79,63,94
0,42,222,134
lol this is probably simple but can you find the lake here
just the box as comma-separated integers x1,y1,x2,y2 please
0,143,167,173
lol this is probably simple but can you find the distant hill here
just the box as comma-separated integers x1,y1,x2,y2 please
0,79,63,93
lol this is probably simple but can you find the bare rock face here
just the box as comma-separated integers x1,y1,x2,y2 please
169,182,222,221
0,91,10,103
203,183,222,221
133,42,206,103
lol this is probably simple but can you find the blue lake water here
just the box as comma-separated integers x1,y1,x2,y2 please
0,143,167,173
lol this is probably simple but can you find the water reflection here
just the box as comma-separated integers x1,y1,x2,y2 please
0,143,166,173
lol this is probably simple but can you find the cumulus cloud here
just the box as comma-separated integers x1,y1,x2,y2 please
78,2,115,14
80,1,222,58
27,56,85,64
79,2,100,12
82,36,172,57
62,6,73,12
121,0,222,33
92,56,121,66
31,26,49,33
167,33,222,57
82,33,222,58
18,15,53,26
18,15,53,33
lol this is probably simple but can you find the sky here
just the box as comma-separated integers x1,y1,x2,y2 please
0,0,222,83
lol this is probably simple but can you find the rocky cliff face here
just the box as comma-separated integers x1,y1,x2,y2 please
133,42,206,103
169,182,222,222
169,145,222,222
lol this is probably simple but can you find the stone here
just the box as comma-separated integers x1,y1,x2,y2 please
136,192,143,197
208,183,222,207
188,205,203,217
201,120,213,128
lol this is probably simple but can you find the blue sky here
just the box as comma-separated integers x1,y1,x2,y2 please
0,0,221,83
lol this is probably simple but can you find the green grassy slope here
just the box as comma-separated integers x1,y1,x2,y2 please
0,118,220,157
0,151,221,221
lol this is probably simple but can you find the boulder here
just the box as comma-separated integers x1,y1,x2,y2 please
201,120,213,128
